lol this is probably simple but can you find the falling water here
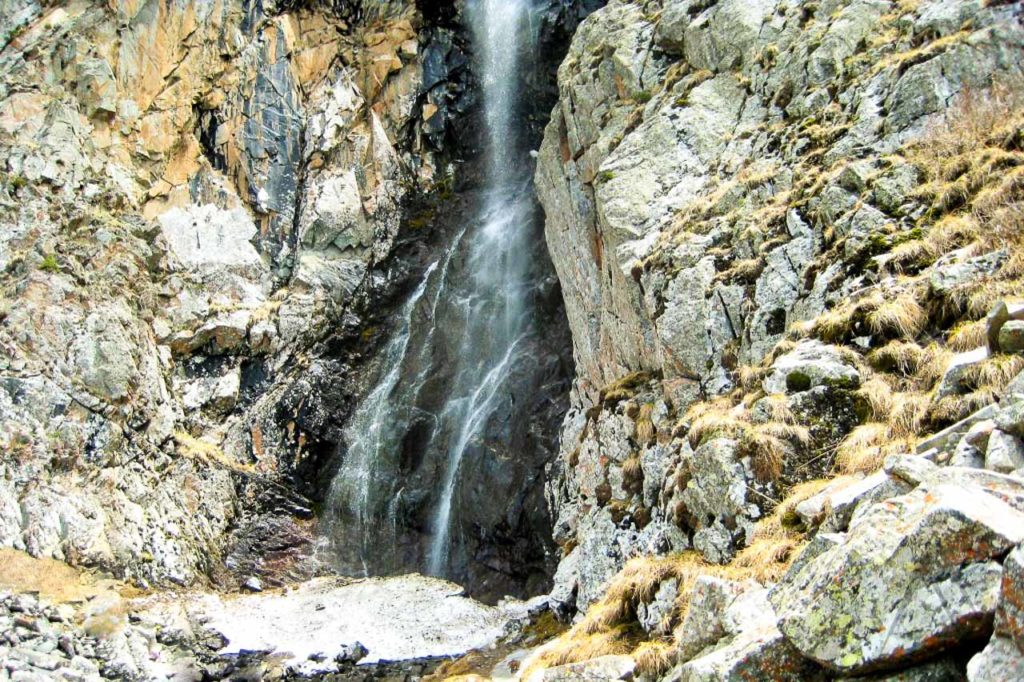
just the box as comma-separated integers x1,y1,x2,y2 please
324,0,543,582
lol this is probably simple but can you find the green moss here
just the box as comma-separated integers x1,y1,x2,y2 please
39,254,60,273
8,173,27,192
596,170,616,184
633,90,653,104
785,370,812,393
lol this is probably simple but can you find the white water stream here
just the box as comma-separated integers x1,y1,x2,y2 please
324,0,540,580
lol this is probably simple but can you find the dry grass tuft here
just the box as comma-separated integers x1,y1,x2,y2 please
947,318,988,352
866,290,926,339
635,403,656,445
867,341,924,374
835,422,915,474
173,431,254,474
0,548,124,604
633,641,676,677
888,391,932,439
915,343,956,390
960,353,1024,394
738,365,771,392
739,429,786,483
622,455,644,493
855,376,895,420
684,397,745,448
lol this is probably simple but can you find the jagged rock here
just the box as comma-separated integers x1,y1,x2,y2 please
929,249,1007,299
916,405,998,458
998,545,1024,654
73,58,117,120
935,347,991,399
762,341,861,394
543,655,636,681
157,205,263,275
673,585,819,681
995,399,1024,440
675,576,751,662
794,472,910,533
637,577,678,634
987,300,1024,352
772,467,1024,675
999,321,1024,354
967,636,1024,681
883,454,938,487
986,430,1024,474
679,438,760,564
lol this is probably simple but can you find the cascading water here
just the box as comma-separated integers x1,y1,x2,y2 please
322,0,559,590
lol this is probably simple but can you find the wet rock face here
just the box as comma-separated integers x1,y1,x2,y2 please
0,0,546,592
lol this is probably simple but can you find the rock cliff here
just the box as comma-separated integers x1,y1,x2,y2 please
4,0,1024,680
526,0,1024,679
0,0,593,599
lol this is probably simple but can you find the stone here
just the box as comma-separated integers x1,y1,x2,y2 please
883,454,938,486
916,405,998,456
986,300,1024,353
995,399,1024,440
935,347,990,399
242,576,263,593
542,655,635,681
637,578,678,634
675,576,751,662
772,468,1024,675
73,59,117,120
967,636,1024,681
999,321,1024,354
762,341,861,394
675,587,819,681
998,545,1024,654
985,430,1024,474
929,249,1007,299
794,472,909,533
157,205,263,275
679,438,760,564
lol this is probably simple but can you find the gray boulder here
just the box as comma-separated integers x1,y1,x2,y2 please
673,586,818,681
772,468,1024,675
762,341,860,394
987,300,1024,353
985,430,1024,474
998,545,1024,655
967,636,1024,682
999,321,1024,355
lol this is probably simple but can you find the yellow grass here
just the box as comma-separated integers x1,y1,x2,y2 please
867,291,926,339
635,403,655,445
947,318,988,352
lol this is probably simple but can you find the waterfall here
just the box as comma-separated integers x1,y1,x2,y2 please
323,0,544,584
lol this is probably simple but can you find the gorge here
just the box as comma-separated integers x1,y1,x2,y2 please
322,0,570,596
3,0,1024,681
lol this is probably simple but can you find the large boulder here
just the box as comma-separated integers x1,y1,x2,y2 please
997,545,1024,656
762,341,861,395
967,636,1024,681
672,583,820,681
771,468,1024,675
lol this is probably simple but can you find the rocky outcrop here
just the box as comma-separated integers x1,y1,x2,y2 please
538,0,1024,616
0,0,479,589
